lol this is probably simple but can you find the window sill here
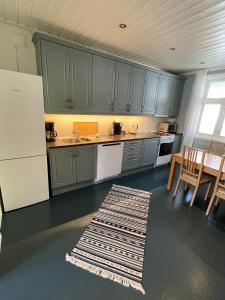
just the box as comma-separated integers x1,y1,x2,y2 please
195,134,225,143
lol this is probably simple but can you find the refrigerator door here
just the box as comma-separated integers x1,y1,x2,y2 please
0,155,49,212
0,69,46,160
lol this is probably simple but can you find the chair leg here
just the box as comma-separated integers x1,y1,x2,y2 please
215,197,220,206
206,194,216,216
173,177,181,197
204,181,212,201
190,186,198,207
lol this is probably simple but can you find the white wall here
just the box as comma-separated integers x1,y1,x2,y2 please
0,21,36,74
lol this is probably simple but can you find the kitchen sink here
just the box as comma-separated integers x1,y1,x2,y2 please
59,137,81,143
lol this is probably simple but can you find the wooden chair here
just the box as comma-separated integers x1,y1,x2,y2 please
173,145,212,207
206,155,225,216
208,141,225,156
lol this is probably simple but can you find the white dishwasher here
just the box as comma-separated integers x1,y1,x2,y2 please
95,142,124,182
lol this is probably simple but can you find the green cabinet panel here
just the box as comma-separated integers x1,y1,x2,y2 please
129,66,145,113
114,62,131,113
92,55,115,113
69,49,92,112
49,147,76,189
172,134,183,154
142,70,160,115
41,40,70,113
169,79,184,117
156,75,173,116
141,138,160,166
76,144,96,183
122,140,142,171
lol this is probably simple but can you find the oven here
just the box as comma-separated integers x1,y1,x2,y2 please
155,134,175,166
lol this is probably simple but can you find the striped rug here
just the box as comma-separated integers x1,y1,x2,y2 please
66,184,151,294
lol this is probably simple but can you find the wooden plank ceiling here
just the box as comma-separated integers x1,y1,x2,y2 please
0,0,225,73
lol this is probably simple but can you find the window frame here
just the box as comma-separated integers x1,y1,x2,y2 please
197,73,225,141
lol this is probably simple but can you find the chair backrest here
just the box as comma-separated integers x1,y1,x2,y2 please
216,155,225,189
181,145,206,182
208,141,225,156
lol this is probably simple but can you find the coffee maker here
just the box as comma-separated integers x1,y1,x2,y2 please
45,122,57,142
113,122,122,135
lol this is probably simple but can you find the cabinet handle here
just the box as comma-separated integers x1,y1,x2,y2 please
66,99,71,109
141,104,144,112
111,102,114,111
70,99,74,110
127,103,131,112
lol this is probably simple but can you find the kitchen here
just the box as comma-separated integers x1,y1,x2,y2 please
0,2,225,300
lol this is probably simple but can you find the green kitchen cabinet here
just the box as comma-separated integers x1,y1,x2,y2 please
49,147,76,189
155,74,173,116
114,61,131,113
122,140,142,171
172,134,183,154
41,40,70,113
142,70,160,115
141,138,160,166
49,145,97,191
169,79,184,117
92,55,115,113
76,144,96,183
69,48,92,112
129,66,145,113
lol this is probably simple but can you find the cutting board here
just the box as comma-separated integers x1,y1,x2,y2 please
74,122,98,136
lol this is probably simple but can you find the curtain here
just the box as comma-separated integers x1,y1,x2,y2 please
182,69,208,147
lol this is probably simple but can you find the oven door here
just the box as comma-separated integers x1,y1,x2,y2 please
159,142,173,157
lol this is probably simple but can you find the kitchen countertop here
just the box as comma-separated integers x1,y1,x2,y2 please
47,133,160,148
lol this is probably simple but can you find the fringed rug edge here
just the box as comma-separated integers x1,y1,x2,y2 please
65,254,145,295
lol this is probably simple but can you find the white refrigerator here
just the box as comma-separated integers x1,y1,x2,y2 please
0,69,49,212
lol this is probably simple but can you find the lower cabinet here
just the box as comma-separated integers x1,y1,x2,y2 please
141,138,160,166
122,140,142,171
172,134,183,154
49,144,96,190
122,138,160,172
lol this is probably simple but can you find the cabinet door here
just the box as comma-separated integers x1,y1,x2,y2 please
172,134,183,154
76,145,96,183
169,79,184,117
41,40,70,113
129,66,145,113
141,138,160,166
114,62,131,113
49,147,76,189
142,70,160,115
69,49,92,112
122,141,142,171
92,55,115,113
156,75,174,116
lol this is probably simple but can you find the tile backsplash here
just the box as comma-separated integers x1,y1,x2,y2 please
45,114,165,137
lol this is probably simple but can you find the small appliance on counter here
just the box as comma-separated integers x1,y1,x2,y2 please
158,122,178,133
130,123,139,134
113,122,122,135
45,122,57,142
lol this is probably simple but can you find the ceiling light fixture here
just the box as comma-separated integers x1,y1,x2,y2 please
119,24,127,29
169,47,176,51
200,62,205,64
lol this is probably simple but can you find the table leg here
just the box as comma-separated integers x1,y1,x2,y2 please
167,156,176,190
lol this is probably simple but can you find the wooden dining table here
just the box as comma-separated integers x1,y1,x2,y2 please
167,151,225,190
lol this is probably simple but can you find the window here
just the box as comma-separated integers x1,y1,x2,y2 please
198,76,225,139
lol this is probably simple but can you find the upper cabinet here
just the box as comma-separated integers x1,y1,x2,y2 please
169,79,184,117
92,55,115,113
69,48,92,112
114,61,131,113
129,66,145,113
33,33,184,117
156,75,184,117
41,40,70,113
142,70,160,115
